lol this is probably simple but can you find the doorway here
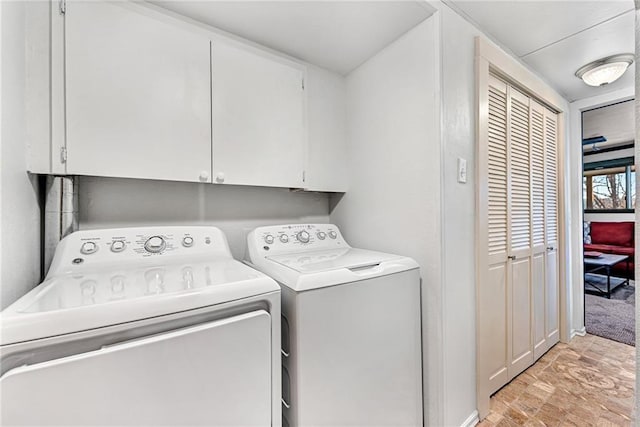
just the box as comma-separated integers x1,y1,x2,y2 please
581,99,635,346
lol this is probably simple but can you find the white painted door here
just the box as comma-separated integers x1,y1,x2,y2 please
478,75,509,395
530,100,547,361
544,109,560,347
507,88,533,379
65,2,212,183
211,42,306,188
1,311,272,426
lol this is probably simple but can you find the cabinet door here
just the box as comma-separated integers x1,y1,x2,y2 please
544,109,560,346
65,2,212,183
211,42,306,188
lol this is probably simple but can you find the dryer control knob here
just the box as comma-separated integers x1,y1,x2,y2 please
328,230,337,239
297,230,310,243
317,231,326,240
111,240,126,253
182,236,194,247
144,236,166,253
80,241,98,255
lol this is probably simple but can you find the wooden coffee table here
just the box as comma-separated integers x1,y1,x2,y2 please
584,253,630,299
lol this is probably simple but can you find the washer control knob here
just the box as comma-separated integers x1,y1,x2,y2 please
264,234,275,245
328,230,337,239
111,240,126,253
80,241,98,255
182,236,194,247
297,230,310,243
144,236,166,253
279,234,289,243
317,231,327,240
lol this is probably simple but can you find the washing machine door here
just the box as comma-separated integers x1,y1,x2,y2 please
0,310,271,426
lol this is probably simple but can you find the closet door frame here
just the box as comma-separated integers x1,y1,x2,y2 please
475,37,568,420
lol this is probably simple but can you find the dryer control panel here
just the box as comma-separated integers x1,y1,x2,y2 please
49,226,232,274
247,224,348,258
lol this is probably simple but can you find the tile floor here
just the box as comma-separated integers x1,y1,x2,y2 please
478,334,635,427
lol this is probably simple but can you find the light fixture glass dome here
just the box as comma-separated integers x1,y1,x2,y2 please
575,54,634,87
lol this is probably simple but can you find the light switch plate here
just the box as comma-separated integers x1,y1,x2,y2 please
457,158,467,183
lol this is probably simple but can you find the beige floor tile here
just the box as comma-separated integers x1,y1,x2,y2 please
479,335,635,427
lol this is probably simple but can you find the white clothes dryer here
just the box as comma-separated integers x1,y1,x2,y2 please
1,226,281,426
246,224,423,427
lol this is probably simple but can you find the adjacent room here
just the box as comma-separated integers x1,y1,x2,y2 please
582,100,635,346
0,1,636,426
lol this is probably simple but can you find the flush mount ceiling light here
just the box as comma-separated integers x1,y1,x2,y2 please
575,54,634,87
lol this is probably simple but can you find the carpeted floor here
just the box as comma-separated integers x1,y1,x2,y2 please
584,274,635,346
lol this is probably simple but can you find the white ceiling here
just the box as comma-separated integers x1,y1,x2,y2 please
150,1,435,75
448,0,635,102
150,1,633,101
583,99,634,152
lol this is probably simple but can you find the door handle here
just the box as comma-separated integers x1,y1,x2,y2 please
508,255,516,260
281,398,291,409
547,246,555,251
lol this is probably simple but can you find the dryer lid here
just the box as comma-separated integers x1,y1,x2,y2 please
0,258,278,345
266,248,401,273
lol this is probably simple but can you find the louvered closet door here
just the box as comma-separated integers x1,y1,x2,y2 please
507,88,533,379
530,100,547,361
479,75,509,395
544,109,560,346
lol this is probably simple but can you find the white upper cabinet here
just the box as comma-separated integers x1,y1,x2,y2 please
304,65,348,192
65,2,212,183
32,1,345,191
211,42,306,188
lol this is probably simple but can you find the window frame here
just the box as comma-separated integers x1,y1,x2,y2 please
583,156,635,213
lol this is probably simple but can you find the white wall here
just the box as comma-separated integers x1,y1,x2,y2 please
78,177,330,260
328,17,443,426
436,5,480,425
0,1,42,309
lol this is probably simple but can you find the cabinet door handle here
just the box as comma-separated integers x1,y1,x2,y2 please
508,255,516,261
547,246,555,251
281,398,291,409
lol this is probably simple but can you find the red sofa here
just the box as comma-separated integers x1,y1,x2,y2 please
584,221,634,278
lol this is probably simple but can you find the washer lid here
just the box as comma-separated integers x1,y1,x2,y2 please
267,248,401,273
0,258,279,345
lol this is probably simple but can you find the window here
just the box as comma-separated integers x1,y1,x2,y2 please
583,160,635,212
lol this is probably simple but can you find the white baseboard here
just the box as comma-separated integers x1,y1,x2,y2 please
460,410,479,427
571,327,587,339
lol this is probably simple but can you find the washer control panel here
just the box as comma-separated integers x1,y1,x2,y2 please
249,224,347,256
49,226,231,272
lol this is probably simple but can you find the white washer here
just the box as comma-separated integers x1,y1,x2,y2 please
1,226,281,427
246,224,423,427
